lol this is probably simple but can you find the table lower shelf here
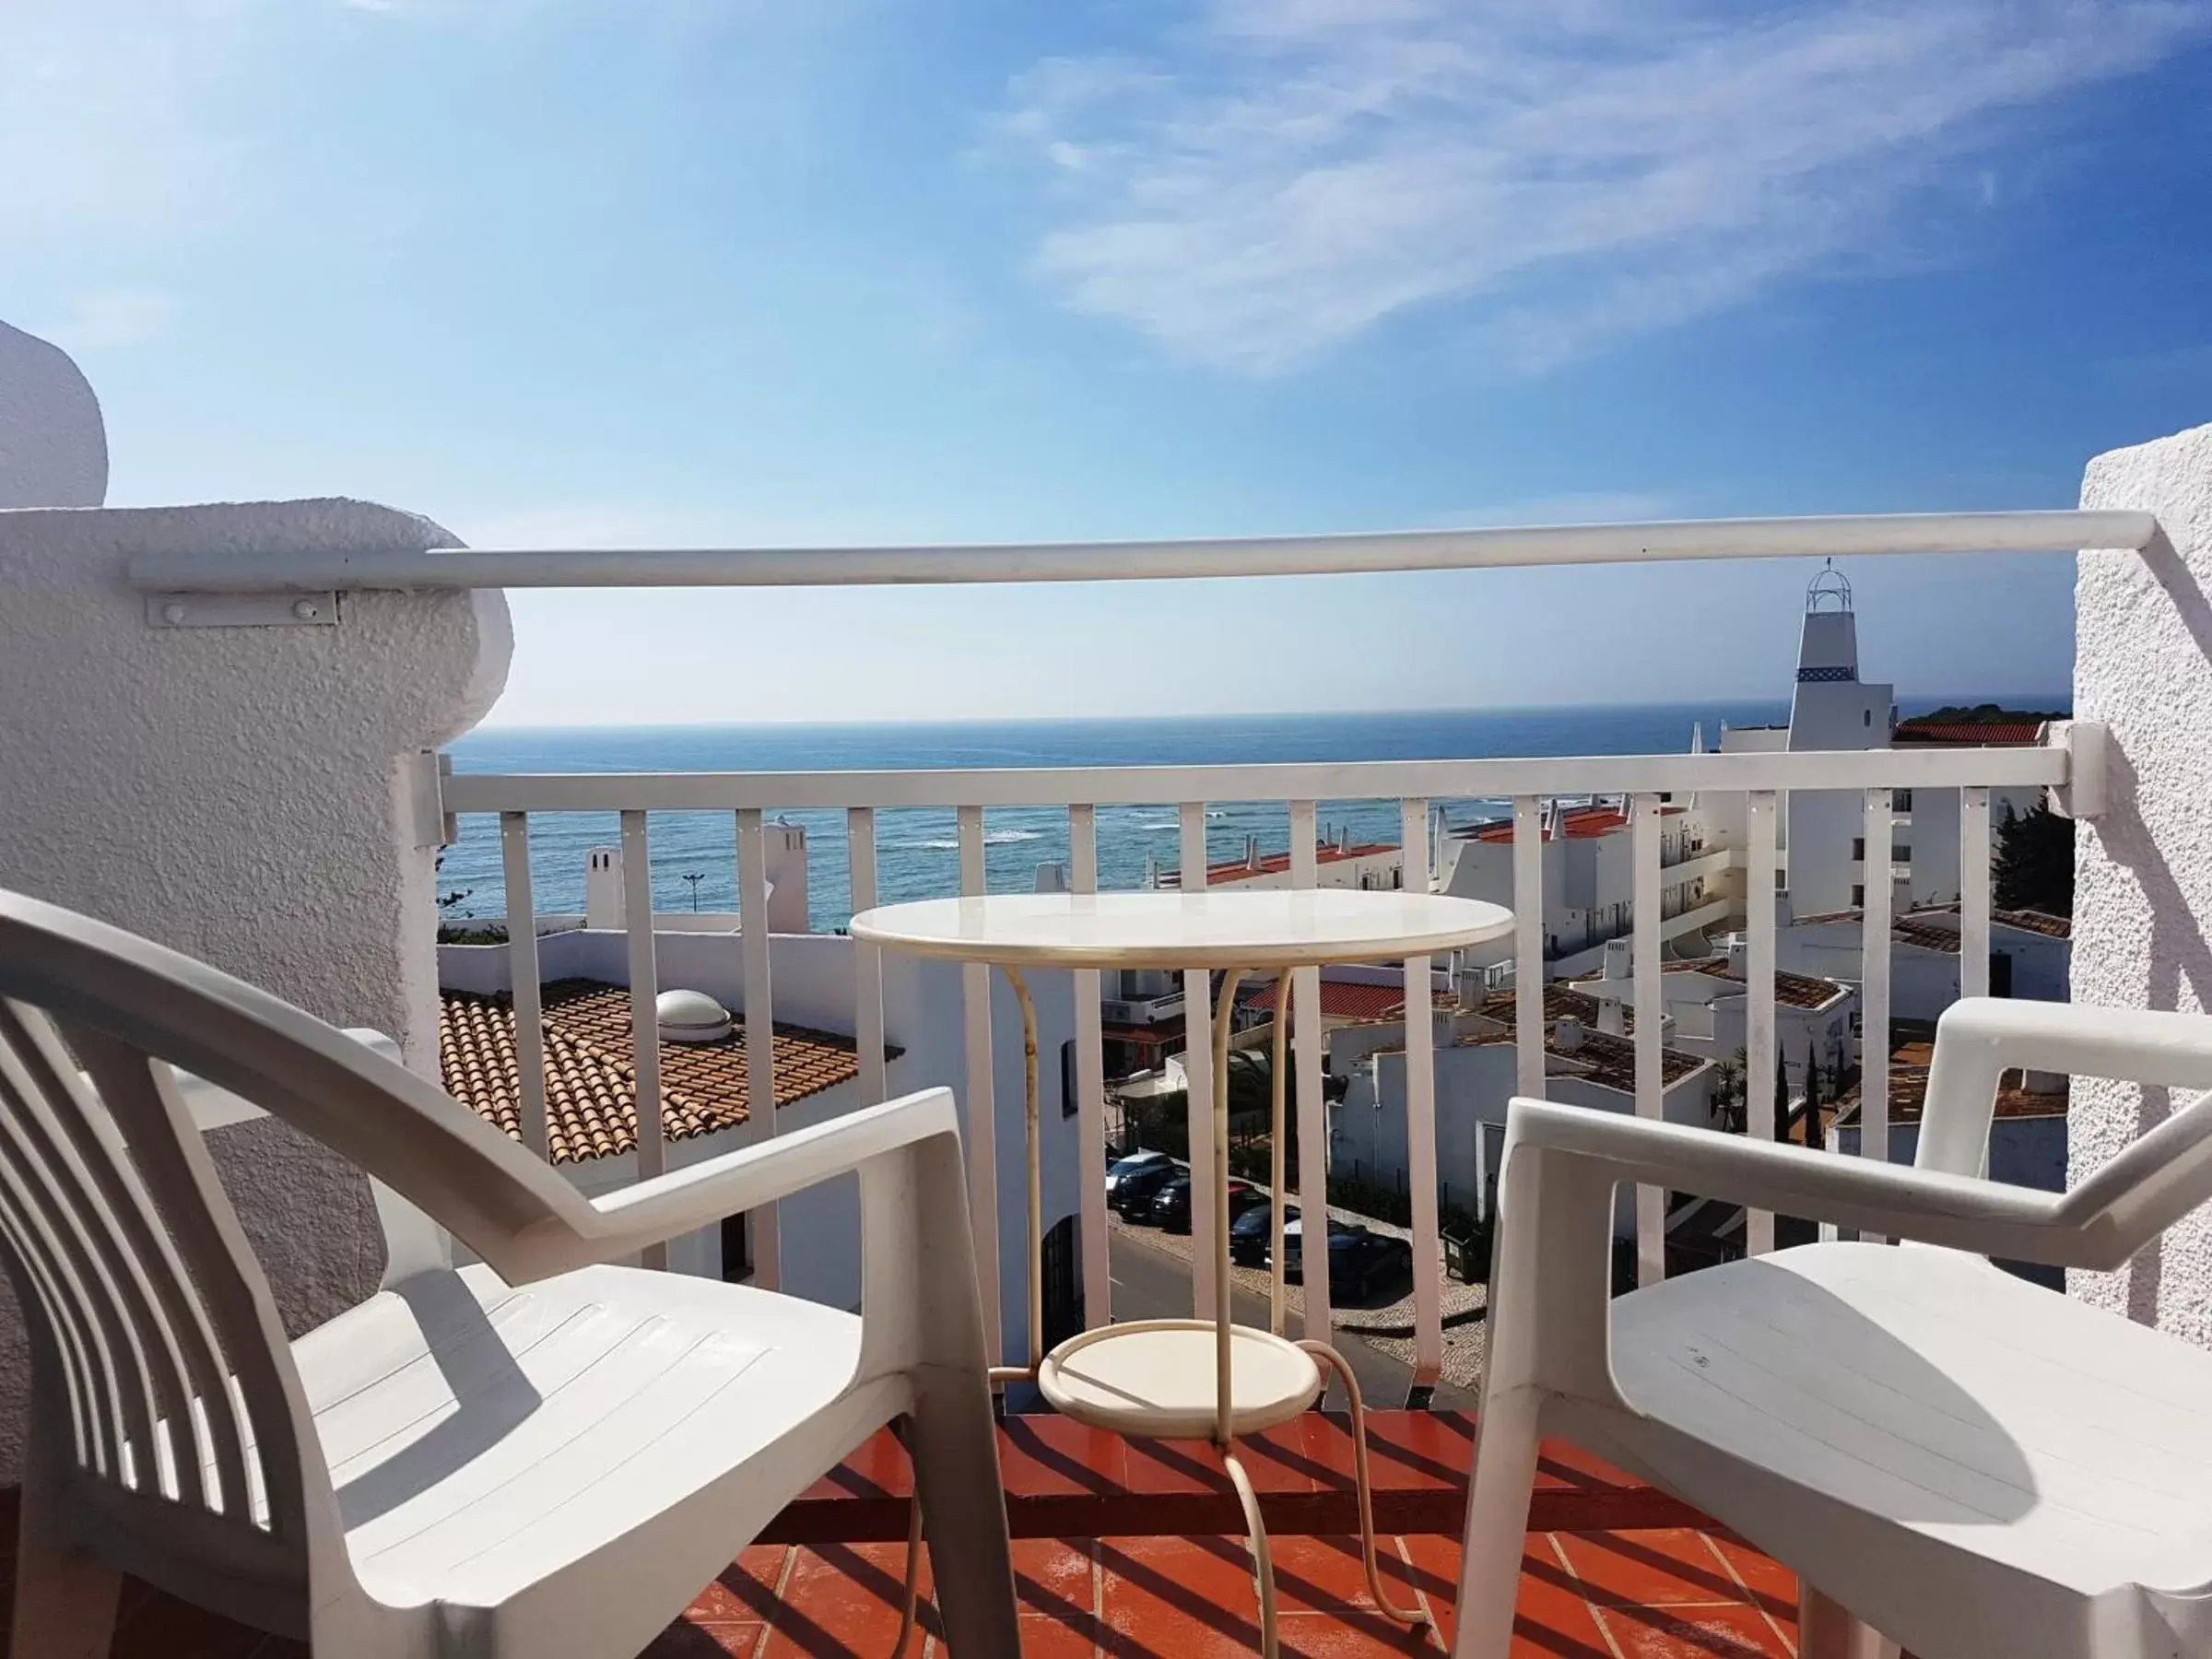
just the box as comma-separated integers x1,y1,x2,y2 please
1037,1318,1324,1440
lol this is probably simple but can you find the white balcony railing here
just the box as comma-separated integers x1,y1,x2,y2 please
135,505,2131,1391
435,735,2079,1384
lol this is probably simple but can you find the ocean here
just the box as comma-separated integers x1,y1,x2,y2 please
439,700,1990,933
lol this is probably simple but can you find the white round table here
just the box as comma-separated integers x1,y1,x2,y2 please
852,887,1513,1659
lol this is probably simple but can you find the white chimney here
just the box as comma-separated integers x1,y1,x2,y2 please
763,819,812,933
1601,937,1632,982
1553,1017,1584,1053
1727,935,1749,979
584,847,623,929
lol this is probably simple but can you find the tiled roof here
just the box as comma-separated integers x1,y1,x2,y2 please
1159,838,1400,887
1891,719,2046,746
1241,979,1456,1023
1835,1058,2064,1125
1685,959,1852,1010
1791,903,2071,948
1468,986,1706,1091
1463,802,1684,844
440,979,889,1165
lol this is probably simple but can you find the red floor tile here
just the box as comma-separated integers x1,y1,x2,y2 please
1262,1535,1424,1618
689,1547,797,1623
762,1541,937,1659
648,1622,770,1657
1593,1601,1795,1658
1120,1436,1238,1497
804,1428,914,1501
1098,1535,1261,1658
1014,1538,1098,1622
1553,1528,1758,1609
1532,1439,1639,1492
1401,1532,1614,1659
998,1416,1132,1498
1009,1613,1103,1658
1703,1535,1798,1629
1275,1606,1440,1657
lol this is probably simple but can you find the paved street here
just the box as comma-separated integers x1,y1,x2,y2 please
1107,1226,1475,1410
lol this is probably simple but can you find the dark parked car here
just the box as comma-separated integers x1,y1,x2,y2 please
1326,1226,1414,1300
1229,1201,1298,1266
1274,1215,1342,1281
1111,1159,1179,1219
1147,1175,1261,1234
1106,1148,1171,1204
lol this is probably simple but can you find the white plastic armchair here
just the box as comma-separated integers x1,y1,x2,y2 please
1454,996,2212,1659
0,888,1021,1659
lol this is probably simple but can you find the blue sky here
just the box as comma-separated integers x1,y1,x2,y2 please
6,0,2208,724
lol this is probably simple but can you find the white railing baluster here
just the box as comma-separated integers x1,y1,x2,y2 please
1631,793,1664,1288
618,809,667,1271
735,809,782,1290
498,812,548,1160
1860,788,1895,1242
1288,799,1329,1346
1960,787,1993,1001
1745,792,1779,1254
1180,800,1217,1320
1400,799,1442,1390
957,804,1004,1362
1069,805,1110,1328
847,807,888,1103
1512,797,1544,1099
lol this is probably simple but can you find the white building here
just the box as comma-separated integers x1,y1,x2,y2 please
1569,935,1855,1092
1780,902,2071,1022
1326,985,1714,1241
1441,797,1734,981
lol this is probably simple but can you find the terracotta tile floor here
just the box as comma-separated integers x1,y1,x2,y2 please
0,1416,1806,1656
0,1527,1801,1657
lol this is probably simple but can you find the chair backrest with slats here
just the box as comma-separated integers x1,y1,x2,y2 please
0,886,597,1637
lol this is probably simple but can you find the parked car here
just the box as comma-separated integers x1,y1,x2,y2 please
1147,1175,1262,1234
1275,1214,1344,1282
1111,1159,1179,1220
1230,1201,1298,1266
1105,1148,1171,1203
1326,1226,1415,1300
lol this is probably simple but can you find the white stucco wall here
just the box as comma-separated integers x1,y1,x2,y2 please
0,484,511,1476
2070,422,2212,1340
0,322,106,509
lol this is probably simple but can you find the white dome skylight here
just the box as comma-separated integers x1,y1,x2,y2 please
655,988,733,1043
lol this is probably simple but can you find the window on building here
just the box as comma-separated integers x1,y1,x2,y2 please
1852,837,1865,861
1864,710,1873,727
1895,843,1912,864
1773,868,1787,890
1895,789,1913,811
720,1212,752,1282
1851,883,1865,908
1061,1039,1078,1119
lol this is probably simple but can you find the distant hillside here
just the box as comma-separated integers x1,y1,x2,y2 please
1905,703,2069,725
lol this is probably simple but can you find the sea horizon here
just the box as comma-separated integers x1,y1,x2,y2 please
441,697,2072,931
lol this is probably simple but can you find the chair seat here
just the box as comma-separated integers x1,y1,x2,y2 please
288,1264,869,1610
1589,1242,2212,1628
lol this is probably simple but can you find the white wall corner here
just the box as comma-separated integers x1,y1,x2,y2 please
2069,420,2212,1342
0,488,512,1478
0,321,107,509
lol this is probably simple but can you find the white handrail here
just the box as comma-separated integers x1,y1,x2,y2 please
440,744,2067,816
128,508,2157,592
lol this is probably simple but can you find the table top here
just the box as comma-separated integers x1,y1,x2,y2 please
847,888,1512,970
1037,1319,1323,1440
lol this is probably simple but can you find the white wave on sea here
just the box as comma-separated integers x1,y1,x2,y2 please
891,829,1047,851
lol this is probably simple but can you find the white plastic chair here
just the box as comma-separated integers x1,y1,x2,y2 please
0,888,1021,1659
1454,996,2212,1659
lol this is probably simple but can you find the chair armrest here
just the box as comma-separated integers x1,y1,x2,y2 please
534,1088,965,1270
1502,1096,2112,1268
1918,998,2212,1176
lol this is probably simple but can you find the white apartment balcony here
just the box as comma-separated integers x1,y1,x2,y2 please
6,403,2211,1659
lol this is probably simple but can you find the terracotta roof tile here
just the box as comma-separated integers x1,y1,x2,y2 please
440,979,895,1165
1891,719,2045,746
1241,979,1456,1023
1685,959,1852,1010
1468,986,1706,1090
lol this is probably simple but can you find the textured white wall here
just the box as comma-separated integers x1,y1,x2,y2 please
0,492,512,1477
2070,422,2212,1340
0,322,106,509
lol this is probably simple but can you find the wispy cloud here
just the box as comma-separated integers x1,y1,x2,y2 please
1000,0,2211,374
